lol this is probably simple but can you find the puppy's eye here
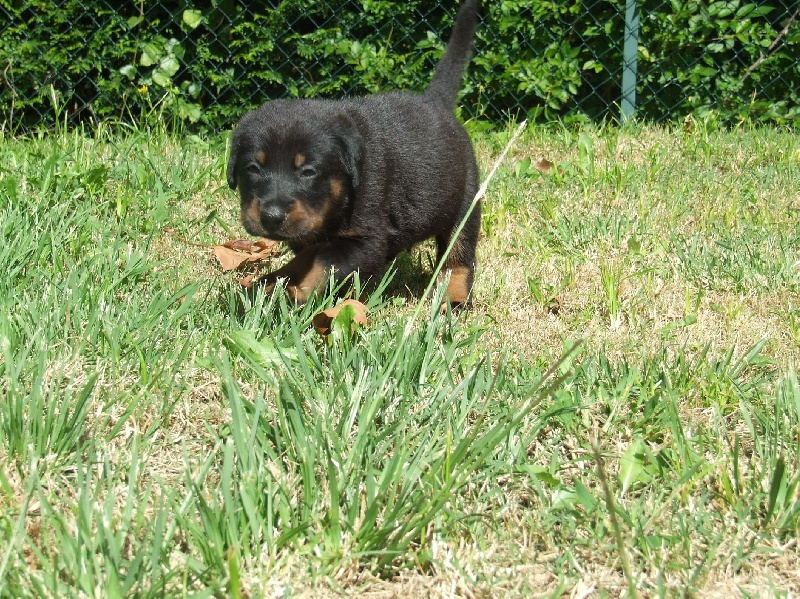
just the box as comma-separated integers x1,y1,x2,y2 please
246,163,260,175
300,167,317,179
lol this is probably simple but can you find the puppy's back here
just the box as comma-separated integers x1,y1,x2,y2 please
343,91,477,257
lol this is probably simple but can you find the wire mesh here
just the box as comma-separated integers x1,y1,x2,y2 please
1,0,798,132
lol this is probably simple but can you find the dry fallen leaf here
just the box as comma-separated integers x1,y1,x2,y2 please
213,238,279,272
165,228,280,273
223,239,274,253
312,299,369,337
213,245,251,271
533,158,554,174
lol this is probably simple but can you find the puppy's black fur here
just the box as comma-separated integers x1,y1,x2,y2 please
227,0,480,305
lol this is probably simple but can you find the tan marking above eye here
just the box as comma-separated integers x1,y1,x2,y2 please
294,153,306,168
256,151,267,165
337,228,366,239
329,178,344,200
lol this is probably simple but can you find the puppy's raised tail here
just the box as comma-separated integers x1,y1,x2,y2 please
425,0,478,107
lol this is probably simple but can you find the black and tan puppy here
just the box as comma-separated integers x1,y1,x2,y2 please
227,0,480,305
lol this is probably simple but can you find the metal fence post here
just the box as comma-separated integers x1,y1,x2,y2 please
621,0,640,121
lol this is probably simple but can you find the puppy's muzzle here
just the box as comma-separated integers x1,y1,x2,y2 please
251,196,296,233
261,202,292,230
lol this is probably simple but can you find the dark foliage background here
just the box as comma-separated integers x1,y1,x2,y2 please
1,0,798,132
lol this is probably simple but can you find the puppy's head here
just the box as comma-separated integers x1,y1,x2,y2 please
227,101,363,243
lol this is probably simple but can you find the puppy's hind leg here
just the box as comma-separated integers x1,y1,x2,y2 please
436,204,481,308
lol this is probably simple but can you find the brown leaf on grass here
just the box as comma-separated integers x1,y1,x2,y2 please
213,246,251,271
222,239,275,253
312,299,369,337
165,228,280,272
533,158,555,174
213,239,279,272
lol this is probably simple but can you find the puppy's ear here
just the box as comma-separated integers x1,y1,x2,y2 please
334,114,363,190
226,131,239,190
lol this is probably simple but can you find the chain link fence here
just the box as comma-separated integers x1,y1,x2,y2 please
1,1,798,133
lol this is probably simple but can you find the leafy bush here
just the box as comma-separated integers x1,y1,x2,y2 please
637,0,800,123
0,0,797,131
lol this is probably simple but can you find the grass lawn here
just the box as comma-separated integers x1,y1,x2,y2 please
0,118,799,597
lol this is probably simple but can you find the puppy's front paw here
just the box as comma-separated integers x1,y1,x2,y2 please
255,273,278,296
253,257,326,305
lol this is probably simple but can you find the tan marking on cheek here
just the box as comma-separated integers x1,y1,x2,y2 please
317,178,346,226
282,177,347,238
285,200,324,236
256,151,267,165
286,201,305,224
329,178,343,200
243,201,262,231
443,266,472,306
294,153,306,168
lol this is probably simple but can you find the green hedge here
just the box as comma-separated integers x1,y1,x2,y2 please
638,1,800,123
1,0,797,131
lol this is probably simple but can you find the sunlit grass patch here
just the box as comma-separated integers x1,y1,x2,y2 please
0,120,798,596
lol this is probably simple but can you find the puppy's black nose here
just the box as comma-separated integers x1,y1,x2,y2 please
262,205,287,229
